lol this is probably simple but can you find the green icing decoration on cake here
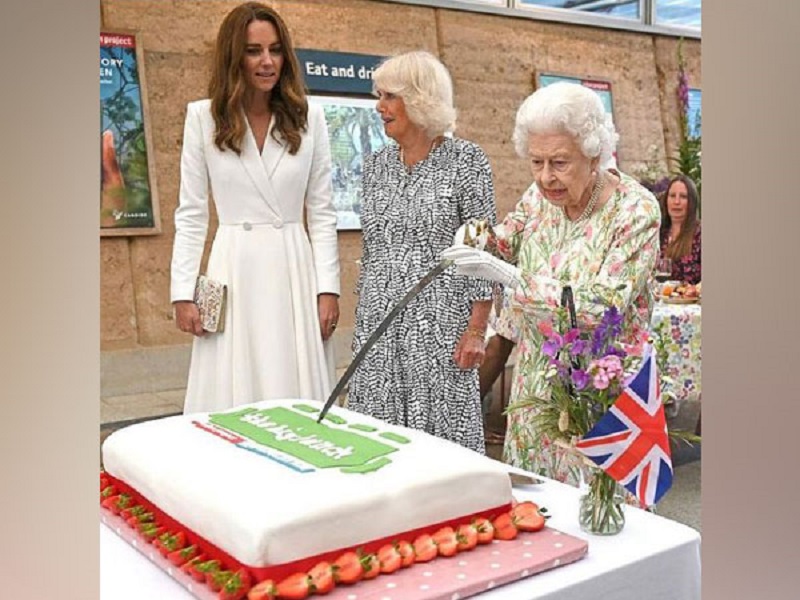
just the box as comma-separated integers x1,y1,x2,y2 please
292,404,319,414
379,432,411,444
323,414,346,425
348,424,378,433
209,407,398,471
341,456,393,474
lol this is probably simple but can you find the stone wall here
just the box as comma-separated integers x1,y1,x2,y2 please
100,0,700,390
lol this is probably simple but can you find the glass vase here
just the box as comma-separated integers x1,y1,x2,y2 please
578,466,626,535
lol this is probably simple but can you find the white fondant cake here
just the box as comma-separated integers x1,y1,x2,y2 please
102,399,513,571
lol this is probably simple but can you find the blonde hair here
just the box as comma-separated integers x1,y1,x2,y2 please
512,81,618,168
372,51,457,136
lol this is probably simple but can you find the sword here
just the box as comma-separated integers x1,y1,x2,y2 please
316,258,454,423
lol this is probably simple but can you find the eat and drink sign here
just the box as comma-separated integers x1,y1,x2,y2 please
296,49,385,95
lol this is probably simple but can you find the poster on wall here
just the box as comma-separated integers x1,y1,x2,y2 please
536,72,618,163
100,31,161,236
687,88,701,139
308,95,390,231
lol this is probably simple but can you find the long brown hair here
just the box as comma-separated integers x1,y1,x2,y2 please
660,174,699,260
208,2,307,155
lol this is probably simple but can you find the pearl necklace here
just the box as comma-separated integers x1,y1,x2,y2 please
566,171,605,224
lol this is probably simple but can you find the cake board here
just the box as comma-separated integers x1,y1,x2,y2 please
101,511,588,600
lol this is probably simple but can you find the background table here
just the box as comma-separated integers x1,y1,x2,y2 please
101,471,701,600
651,302,701,415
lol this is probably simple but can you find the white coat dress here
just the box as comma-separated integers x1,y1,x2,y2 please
171,99,340,414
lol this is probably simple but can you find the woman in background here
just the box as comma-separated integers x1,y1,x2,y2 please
171,2,340,414
660,174,701,284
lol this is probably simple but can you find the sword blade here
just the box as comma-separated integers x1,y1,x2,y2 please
316,259,453,423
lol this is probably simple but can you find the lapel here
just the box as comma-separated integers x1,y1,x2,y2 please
262,118,289,179
238,117,283,218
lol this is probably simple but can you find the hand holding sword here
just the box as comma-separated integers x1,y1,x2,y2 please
316,221,522,423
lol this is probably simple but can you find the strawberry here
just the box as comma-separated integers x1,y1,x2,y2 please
332,551,363,585
308,561,334,595
114,494,133,514
376,544,402,574
360,553,380,580
138,522,166,541
190,559,222,583
275,572,310,600
456,523,478,551
100,474,110,490
100,493,132,515
432,527,458,557
100,485,118,501
396,540,415,568
126,511,154,528
247,579,276,600
101,495,121,513
473,517,495,544
511,501,546,532
207,569,233,592
413,534,438,562
168,544,199,567
156,531,187,556
181,555,207,577
220,568,253,600
120,504,146,521
492,512,519,541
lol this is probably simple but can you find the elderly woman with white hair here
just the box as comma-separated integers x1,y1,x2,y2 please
443,82,661,481
348,51,496,454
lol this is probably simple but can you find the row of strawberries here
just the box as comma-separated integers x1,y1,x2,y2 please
101,473,548,600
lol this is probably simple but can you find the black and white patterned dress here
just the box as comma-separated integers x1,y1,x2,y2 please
348,137,496,453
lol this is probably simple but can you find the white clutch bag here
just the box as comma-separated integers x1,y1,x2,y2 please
194,275,228,333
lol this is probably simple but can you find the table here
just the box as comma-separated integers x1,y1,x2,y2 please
100,472,701,600
651,302,702,414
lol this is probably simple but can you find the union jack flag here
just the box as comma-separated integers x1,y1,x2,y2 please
575,346,673,507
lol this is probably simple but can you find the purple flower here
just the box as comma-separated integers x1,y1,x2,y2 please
571,369,590,390
592,306,623,355
542,340,560,358
564,328,580,344
570,339,588,356
603,306,623,333
606,346,626,359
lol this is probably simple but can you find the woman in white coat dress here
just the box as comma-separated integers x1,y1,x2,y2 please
171,2,340,414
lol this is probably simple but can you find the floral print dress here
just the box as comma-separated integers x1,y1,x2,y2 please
495,170,661,483
660,222,701,284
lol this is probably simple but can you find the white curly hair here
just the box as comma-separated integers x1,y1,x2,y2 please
372,51,457,137
512,82,619,169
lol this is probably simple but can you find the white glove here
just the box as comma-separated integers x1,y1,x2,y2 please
441,245,521,289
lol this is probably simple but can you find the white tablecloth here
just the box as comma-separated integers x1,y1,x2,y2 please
100,471,700,600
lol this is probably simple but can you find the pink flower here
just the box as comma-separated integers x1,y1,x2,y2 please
550,252,563,271
537,320,555,337
599,355,623,378
593,371,610,390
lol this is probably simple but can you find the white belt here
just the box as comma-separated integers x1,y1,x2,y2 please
219,219,294,230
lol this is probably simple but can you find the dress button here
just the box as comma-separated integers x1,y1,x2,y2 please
243,222,252,231
273,218,283,229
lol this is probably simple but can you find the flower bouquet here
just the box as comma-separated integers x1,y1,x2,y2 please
513,292,686,535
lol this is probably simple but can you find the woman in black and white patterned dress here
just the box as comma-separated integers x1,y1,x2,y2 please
348,51,496,454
